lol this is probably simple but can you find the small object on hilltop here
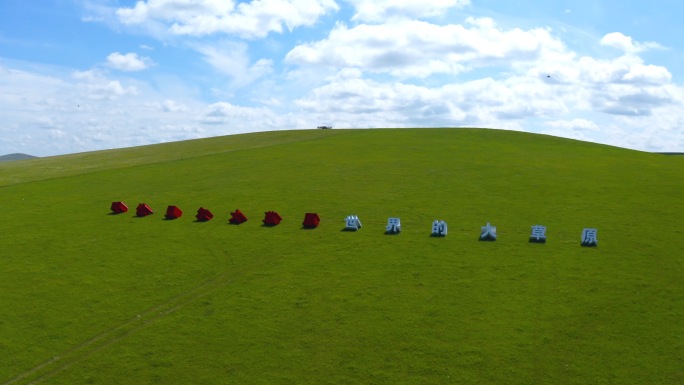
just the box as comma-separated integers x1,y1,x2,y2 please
385,217,401,234
431,220,448,237
529,225,547,243
317,125,332,129
111,201,128,214
344,215,362,231
229,209,248,224
165,205,183,220
196,207,214,222
581,228,598,247
479,222,497,241
136,203,154,217
302,213,320,229
263,211,282,226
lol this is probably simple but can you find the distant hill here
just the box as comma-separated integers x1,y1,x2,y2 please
0,153,37,162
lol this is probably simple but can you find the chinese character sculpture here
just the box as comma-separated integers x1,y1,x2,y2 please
229,209,248,224
111,201,128,214
581,228,598,247
431,220,447,237
302,213,320,229
165,205,183,220
136,203,153,217
263,211,282,226
479,222,497,241
344,215,362,231
529,225,546,243
195,207,214,222
386,217,401,234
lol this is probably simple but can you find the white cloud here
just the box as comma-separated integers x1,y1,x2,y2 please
547,118,599,131
116,0,339,38
106,52,155,71
195,42,273,87
72,70,138,100
200,101,276,125
286,18,565,78
600,32,663,54
345,0,470,22
159,99,188,112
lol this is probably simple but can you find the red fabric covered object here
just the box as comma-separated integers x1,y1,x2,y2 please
196,207,214,222
229,209,248,224
263,211,282,226
136,203,153,217
165,205,183,219
302,213,320,228
111,201,128,214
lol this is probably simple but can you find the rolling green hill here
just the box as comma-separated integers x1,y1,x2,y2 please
0,128,682,385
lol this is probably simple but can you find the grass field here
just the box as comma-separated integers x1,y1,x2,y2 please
0,128,682,384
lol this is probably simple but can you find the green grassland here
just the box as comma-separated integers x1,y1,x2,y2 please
0,128,682,384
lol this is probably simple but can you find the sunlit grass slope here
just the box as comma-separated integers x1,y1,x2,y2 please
0,128,682,385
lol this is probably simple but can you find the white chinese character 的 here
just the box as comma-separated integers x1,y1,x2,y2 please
431,220,447,237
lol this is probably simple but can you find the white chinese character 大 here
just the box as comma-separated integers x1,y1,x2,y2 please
529,225,547,243
479,222,497,241
431,220,447,237
581,228,598,247
344,215,362,231
386,217,401,234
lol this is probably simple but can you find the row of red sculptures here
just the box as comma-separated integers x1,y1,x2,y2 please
111,201,318,228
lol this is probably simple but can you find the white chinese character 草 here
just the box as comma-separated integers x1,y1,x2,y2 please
529,225,547,243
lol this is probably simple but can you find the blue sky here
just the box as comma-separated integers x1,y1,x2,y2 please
1,0,683,156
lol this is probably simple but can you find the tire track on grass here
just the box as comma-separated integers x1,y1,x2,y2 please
3,252,268,385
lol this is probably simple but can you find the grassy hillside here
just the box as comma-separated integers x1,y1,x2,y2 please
0,128,682,385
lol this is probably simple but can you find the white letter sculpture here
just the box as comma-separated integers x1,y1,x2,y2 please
529,225,547,243
581,228,598,247
431,220,447,237
344,215,362,231
386,217,401,234
479,222,497,241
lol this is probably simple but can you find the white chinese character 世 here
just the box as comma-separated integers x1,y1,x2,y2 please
344,215,362,231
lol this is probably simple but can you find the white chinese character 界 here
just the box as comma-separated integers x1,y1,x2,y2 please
431,220,447,237
479,222,497,241
581,228,598,247
529,225,547,243
344,215,362,231
386,217,401,234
